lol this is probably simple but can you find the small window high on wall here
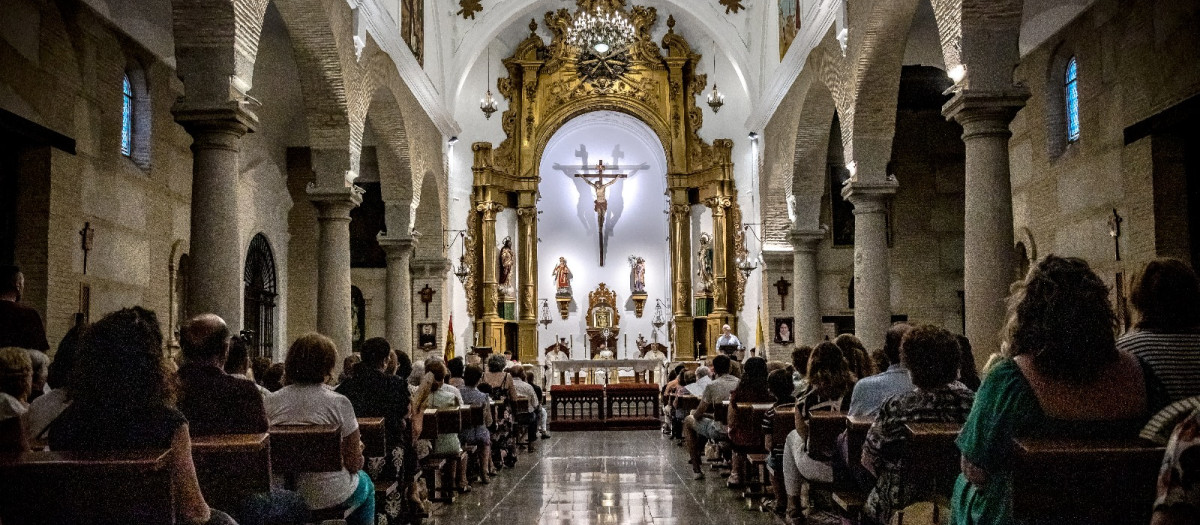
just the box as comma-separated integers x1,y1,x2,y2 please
1064,57,1081,143
121,74,133,157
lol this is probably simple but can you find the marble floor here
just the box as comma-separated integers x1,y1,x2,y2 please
427,430,778,525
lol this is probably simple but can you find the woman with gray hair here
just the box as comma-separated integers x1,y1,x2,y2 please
25,349,48,404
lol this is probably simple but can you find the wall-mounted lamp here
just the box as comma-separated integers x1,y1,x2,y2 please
448,136,459,146
748,131,759,142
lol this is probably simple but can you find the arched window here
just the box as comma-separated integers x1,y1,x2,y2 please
244,234,277,359
121,74,133,156
1064,57,1081,143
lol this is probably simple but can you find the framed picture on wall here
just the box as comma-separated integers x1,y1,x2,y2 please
774,317,794,344
418,323,437,350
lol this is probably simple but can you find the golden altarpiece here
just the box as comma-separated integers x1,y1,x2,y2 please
465,0,748,360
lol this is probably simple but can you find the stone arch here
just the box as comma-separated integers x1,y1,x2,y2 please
170,0,270,105
271,0,368,183
364,85,414,207
843,0,923,174
791,73,839,230
413,172,446,260
533,102,673,177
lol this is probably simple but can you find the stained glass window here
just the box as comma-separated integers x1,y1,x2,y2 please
1065,57,1080,143
121,74,132,156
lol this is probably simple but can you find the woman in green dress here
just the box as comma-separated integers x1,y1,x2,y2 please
951,255,1151,525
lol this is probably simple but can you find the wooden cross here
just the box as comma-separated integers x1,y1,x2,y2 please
774,278,791,309
1107,208,1123,261
575,160,629,266
79,222,95,275
418,284,436,318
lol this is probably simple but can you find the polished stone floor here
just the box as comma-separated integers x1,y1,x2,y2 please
427,430,778,525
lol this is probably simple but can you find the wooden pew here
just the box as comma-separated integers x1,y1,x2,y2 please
419,408,468,503
676,394,701,417
0,449,174,525
268,424,350,521
191,432,271,514
895,422,962,522
727,402,775,503
1012,437,1165,524
356,417,400,516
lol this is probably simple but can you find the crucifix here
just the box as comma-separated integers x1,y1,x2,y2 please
1107,208,1123,261
774,278,791,310
79,222,95,275
575,159,628,266
418,284,436,318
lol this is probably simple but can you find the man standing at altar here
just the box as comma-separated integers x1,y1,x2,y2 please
715,324,742,359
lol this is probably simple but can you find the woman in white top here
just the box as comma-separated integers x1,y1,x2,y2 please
265,333,374,525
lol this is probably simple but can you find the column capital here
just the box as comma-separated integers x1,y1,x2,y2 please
411,257,452,279
307,184,363,220
789,228,827,253
943,88,1031,134
841,179,898,213
172,102,258,136
378,235,417,259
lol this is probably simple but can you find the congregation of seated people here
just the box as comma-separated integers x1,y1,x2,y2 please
661,255,1200,525
0,289,548,524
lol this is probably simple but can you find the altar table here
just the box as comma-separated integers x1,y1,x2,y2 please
549,358,666,385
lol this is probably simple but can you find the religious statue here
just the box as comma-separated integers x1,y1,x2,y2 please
498,237,514,298
575,160,629,266
629,256,646,293
635,334,649,354
552,256,573,296
696,233,714,293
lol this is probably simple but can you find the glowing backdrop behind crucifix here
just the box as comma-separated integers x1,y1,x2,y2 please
552,147,650,266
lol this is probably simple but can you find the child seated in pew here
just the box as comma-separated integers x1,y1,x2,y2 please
762,368,798,519
860,325,974,525
266,333,375,525
48,307,238,525
952,256,1150,525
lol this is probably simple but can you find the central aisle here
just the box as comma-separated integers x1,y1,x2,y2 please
428,430,778,525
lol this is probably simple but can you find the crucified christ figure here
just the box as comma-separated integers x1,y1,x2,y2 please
575,159,628,266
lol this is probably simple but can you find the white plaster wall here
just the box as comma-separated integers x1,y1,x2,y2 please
535,111,671,361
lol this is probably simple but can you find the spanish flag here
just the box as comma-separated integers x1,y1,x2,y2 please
445,315,456,361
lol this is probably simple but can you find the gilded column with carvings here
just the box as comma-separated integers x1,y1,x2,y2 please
516,190,538,362
668,190,694,358
705,195,735,348
474,198,505,349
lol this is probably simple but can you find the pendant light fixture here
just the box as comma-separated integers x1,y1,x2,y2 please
707,43,725,113
480,46,498,119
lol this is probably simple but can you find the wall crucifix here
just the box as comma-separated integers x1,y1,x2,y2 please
575,159,628,266
774,277,791,309
418,284,436,318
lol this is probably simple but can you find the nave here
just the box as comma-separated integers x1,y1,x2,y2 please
428,430,775,525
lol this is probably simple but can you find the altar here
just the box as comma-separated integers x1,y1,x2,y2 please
549,358,666,385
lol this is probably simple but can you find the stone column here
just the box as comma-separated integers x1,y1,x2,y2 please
308,185,363,358
790,228,826,347
843,180,897,351
174,107,256,330
378,235,416,352
944,89,1029,364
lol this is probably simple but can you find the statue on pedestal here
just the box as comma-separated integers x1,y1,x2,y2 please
629,256,646,293
498,237,515,298
696,233,714,294
552,256,573,296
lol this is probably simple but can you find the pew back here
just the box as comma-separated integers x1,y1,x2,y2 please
899,423,961,505
192,433,271,513
1012,437,1164,524
0,449,174,525
358,417,386,458
806,411,848,460
269,424,342,474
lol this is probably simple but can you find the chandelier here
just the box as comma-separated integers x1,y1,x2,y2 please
567,5,636,56
480,47,498,119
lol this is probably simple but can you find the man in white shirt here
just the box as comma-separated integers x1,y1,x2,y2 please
715,325,742,357
683,355,740,479
510,367,541,451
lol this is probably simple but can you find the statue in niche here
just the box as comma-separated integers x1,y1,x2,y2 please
629,256,646,294
552,256,573,296
696,233,714,293
498,237,514,298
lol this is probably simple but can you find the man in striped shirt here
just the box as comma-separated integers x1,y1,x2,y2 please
1117,258,1200,411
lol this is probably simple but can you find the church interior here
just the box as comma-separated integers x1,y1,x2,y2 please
2,0,1200,523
